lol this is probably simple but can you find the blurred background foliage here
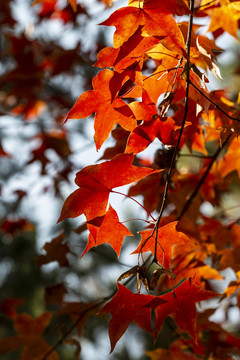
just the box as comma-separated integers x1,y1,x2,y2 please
0,1,154,358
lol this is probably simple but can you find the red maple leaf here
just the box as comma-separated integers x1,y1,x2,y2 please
58,153,160,222
82,205,133,257
101,283,167,352
145,277,218,340
66,69,137,150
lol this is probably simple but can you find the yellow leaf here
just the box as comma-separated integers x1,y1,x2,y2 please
208,2,240,39
237,92,240,104
68,0,77,12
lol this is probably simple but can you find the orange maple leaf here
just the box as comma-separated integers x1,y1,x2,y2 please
126,117,177,154
66,69,136,150
58,153,160,222
95,27,161,74
218,137,240,178
100,2,187,55
208,2,240,39
82,205,133,257
132,221,194,268
0,313,58,359
68,0,77,12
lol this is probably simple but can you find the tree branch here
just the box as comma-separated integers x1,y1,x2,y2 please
152,0,195,262
177,133,232,220
41,274,136,359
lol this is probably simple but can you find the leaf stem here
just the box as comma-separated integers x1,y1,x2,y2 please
189,79,240,123
111,189,156,221
121,218,152,224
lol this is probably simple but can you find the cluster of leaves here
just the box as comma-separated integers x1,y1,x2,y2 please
1,0,240,359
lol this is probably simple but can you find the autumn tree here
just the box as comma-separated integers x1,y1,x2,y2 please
1,0,240,359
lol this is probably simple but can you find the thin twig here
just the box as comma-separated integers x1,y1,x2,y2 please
41,295,114,360
189,80,240,123
121,218,152,224
112,190,156,221
177,133,232,220
194,0,217,10
212,204,240,219
179,153,213,159
41,274,137,359
143,66,182,81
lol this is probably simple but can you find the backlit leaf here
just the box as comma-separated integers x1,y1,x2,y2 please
101,283,167,351
132,221,194,268
66,69,136,150
82,205,133,257
58,153,160,222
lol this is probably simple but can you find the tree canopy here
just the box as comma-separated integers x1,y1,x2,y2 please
1,0,240,359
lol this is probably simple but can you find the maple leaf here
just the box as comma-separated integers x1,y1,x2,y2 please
14,312,52,339
145,278,218,340
0,312,59,360
218,137,240,178
125,90,178,153
132,221,194,268
58,153,160,222
95,26,161,73
100,3,187,55
1,217,33,236
68,0,77,12
35,232,71,267
208,2,240,39
94,28,165,99
66,69,136,150
82,205,133,257
126,116,177,154
170,260,223,289
3,0,240,357
45,283,67,306
146,340,201,360
101,283,167,352
217,248,240,272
